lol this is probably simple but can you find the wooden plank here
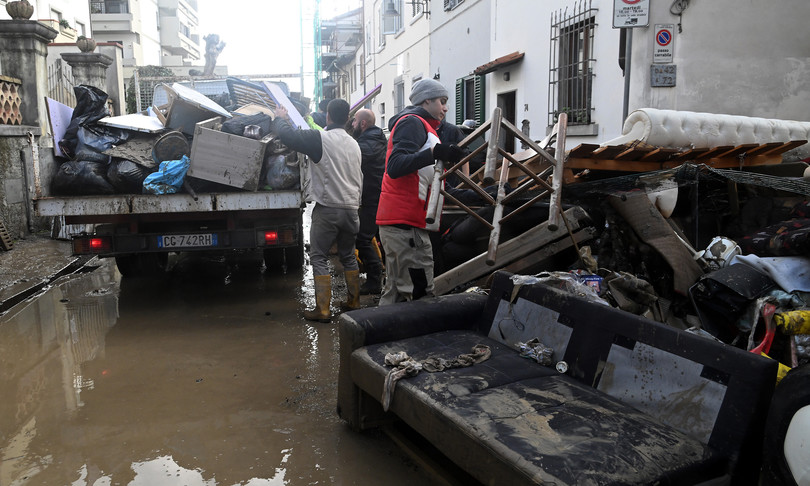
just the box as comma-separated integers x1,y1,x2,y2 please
615,146,657,161
433,206,588,295
743,142,783,157
702,154,783,168
494,228,594,277
547,112,567,231
760,140,807,156
485,157,514,265
639,147,681,162
693,146,734,160
482,108,502,184
590,145,628,159
668,147,711,161
566,157,666,172
715,143,759,159
567,143,601,158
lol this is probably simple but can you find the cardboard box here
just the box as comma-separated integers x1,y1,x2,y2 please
188,117,271,191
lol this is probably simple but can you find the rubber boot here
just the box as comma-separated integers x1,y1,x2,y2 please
303,275,332,322
359,262,383,295
340,269,361,311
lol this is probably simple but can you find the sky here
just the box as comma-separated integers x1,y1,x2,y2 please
196,0,361,100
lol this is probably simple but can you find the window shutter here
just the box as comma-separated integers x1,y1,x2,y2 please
473,75,485,127
455,78,463,125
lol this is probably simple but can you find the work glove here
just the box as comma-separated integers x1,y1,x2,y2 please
432,143,466,164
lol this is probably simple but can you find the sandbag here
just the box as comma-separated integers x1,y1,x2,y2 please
52,160,115,195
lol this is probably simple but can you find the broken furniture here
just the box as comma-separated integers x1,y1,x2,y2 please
188,117,279,191
428,108,572,294
566,108,810,173
338,271,777,485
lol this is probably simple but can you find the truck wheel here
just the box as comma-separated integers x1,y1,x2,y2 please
115,253,168,277
761,363,810,485
263,248,285,270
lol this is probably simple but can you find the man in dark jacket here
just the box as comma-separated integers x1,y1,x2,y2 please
376,79,465,305
351,108,387,294
274,99,363,322
311,98,330,128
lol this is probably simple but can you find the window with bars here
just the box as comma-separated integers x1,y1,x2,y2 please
455,75,485,127
548,0,596,126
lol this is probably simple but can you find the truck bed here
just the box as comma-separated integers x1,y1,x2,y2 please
34,191,303,217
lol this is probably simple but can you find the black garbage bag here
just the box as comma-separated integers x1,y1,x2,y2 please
262,154,300,190
74,124,132,163
52,160,115,195
59,85,110,158
107,159,151,194
221,112,273,138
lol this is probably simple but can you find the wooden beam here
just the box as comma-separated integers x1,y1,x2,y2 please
482,108,502,184
433,206,589,295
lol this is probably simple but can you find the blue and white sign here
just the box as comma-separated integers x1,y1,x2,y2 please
613,0,650,28
653,24,674,63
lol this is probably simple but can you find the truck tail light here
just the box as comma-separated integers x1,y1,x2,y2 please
264,231,279,245
73,236,112,254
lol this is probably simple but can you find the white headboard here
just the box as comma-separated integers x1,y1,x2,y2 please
602,108,810,161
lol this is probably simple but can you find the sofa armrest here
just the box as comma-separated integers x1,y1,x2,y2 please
337,293,488,429
338,292,488,352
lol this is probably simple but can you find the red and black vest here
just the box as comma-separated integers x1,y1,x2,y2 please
376,115,444,230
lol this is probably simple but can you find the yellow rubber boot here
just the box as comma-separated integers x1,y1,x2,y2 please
340,269,361,311
303,275,332,322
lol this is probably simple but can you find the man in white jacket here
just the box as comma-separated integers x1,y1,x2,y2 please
274,99,363,322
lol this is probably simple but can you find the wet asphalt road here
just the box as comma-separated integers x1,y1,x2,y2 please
0,253,433,486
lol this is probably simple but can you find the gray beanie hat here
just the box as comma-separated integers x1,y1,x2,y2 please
409,79,449,106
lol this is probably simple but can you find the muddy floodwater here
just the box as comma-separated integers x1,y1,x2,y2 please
0,253,432,485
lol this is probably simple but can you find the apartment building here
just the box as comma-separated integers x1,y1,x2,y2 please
89,0,201,77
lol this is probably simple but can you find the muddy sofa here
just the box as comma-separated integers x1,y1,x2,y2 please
337,271,777,485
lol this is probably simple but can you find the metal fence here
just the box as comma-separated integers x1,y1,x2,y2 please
47,59,76,107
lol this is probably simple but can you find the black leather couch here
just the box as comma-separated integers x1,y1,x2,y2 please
337,271,777,485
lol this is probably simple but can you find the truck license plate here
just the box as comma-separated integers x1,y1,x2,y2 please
158,233,217,248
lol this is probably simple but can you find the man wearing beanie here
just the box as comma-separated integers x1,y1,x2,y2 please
376,78,466,305
274,99,363,322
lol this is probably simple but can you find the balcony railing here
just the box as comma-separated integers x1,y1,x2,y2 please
90,1,130,14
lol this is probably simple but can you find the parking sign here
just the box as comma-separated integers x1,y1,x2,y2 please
653,24,674,63
613,0,650,28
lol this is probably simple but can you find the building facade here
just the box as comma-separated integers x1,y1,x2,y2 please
325,0,810,151
89,0,201,78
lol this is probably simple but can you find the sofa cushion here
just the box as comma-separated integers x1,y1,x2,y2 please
352,334,724,485
350,330,558,403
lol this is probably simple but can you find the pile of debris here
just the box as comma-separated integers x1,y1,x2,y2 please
434,110,810,377
48,80,307,198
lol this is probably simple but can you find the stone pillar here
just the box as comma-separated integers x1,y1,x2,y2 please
60,52,114,92
0,20,58,135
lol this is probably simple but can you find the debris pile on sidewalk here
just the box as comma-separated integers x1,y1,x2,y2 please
48,80,307,197
433,109,810,377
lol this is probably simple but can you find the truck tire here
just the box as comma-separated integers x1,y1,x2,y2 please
263,244,303,272
761,363,810,485
115,253,168,277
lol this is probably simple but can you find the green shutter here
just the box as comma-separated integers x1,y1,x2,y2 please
473,75,485,127
455,78,463,125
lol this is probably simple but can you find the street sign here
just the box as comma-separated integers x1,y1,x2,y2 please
651,65,676,87
653,24,674,63
613,0,650,28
